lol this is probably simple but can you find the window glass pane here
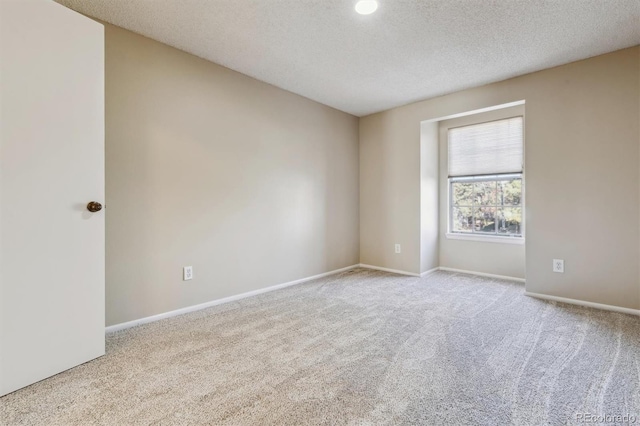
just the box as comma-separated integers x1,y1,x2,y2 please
498,179,522,206
452,206,473,232
473,207,496,233
473,181,496,206
497,207,522,235
449,175,523,237
451,182,474,206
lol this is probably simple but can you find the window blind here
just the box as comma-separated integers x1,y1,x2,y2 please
448,116,523,177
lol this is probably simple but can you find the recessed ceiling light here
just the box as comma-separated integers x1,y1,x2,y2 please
355,0,378,15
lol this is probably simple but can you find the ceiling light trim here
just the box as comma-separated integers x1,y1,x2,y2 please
355,0,378,15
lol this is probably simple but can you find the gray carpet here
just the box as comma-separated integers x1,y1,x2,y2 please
1,269,639,425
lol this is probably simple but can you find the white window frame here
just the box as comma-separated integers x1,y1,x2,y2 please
443,112,525,244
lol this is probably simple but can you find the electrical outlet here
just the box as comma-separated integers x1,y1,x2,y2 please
395,244,401,254
183,266,193,281
552,259,564,273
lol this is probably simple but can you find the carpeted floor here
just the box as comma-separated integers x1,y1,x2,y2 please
1,268,639,425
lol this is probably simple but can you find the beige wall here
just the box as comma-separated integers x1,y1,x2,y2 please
360,47,640,310
105,24,359,326
360,109,421,273
420,121,439,273
438,106,526,279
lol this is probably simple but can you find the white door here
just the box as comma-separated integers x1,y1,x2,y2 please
0,0,104,396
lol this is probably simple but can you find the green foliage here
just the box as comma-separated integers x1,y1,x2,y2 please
451,178,522,235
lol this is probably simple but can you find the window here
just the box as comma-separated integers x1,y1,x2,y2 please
448,117,523,239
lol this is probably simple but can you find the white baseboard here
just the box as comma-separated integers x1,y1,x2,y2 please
420,267,439,277
105,264,359,333
438,266,525,283
358,264,523,281
358,263,420,277
525,292,640,316
106,263,638,333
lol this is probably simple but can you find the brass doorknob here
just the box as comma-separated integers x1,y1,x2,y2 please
87,201,103,212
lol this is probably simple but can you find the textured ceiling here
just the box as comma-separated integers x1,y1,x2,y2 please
56,0,640,116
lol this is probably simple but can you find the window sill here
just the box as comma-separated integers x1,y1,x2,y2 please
445,233,525,245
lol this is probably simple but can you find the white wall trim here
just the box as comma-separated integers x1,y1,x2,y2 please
358,264,524,281
358,264,420,277
525,292,640,316
445,233,525,245
438,266,525,283
420,267,439,277
420,100,526,124
106,263,638,334
105,264,359,333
